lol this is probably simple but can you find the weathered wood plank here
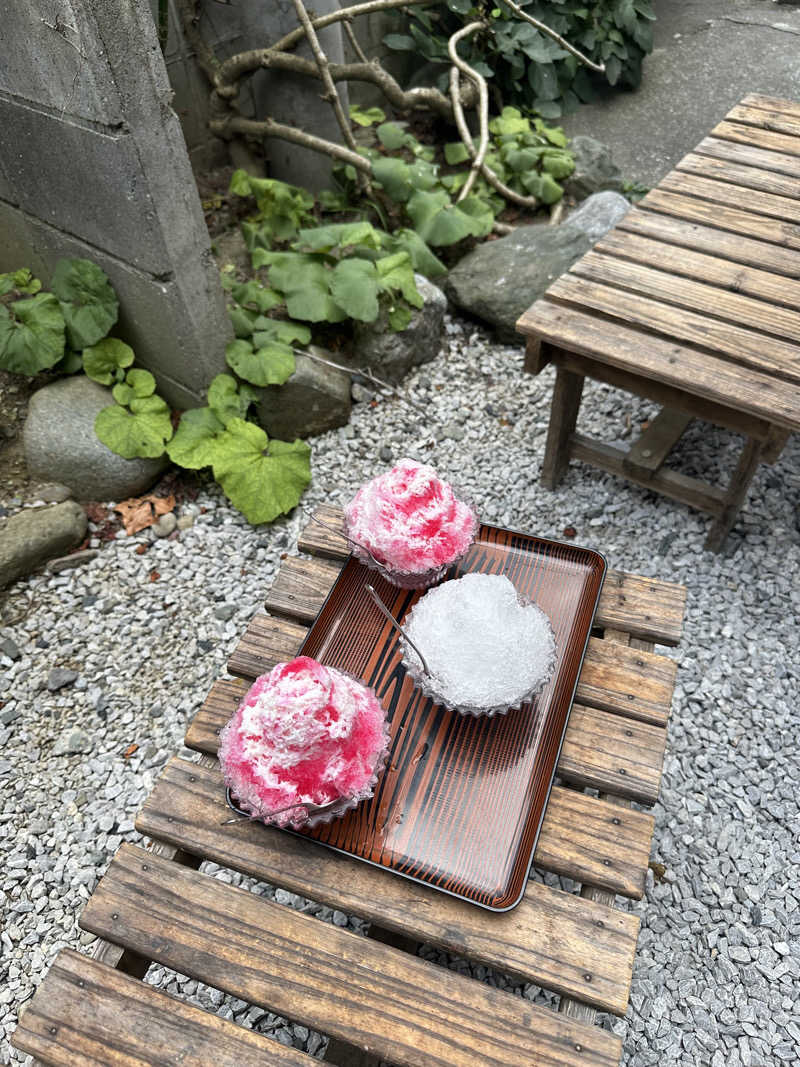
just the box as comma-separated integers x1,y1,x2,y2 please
676,151,800,201
569,249,800,346
570,433,727,518
557,704,666,806
639,188,800,250
227,613,309,677
137,757,640,1015
694,135,800,180
297,508,686,645
226,607,677,725
536,790,654,901
623,408,693,480
594,228,800,314
742,94,800,122
263,555,344,623
712,119,800,159
660,170,800,224
546,273,800,387
617,205,800,279
541,365,584,488
726,103,800,141
12,948,317,1067
81,845,623,1067
518,299,800,431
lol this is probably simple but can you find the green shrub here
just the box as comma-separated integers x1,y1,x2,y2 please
385,0,656,118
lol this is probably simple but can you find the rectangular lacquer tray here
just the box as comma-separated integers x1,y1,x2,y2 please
295,524,606,910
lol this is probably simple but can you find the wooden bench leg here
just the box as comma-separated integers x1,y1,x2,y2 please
541,365,584,490
704,437,764,552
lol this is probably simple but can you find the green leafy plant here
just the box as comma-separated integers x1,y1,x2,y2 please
1,258,310,525
0,259,119,377
385,0,656,118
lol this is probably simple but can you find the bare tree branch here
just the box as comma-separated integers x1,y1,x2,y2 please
342,19,369,65
447,22,489,201
448,55,538,209
290,0,366,191
209,114,373,172
499,0,606,73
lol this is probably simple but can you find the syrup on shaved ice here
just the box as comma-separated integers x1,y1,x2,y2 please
219,657,389,828
344,458,478,588
401,573,557,717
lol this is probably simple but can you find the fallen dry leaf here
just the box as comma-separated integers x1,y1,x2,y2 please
114,493,175,535
563,526,577,539
135,544,148,555
122,743,138,759
84,502,109,524
149,569,160,582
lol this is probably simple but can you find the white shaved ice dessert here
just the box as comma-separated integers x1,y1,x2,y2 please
401,573,556,716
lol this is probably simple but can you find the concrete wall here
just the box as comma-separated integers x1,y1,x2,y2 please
0,0,230,409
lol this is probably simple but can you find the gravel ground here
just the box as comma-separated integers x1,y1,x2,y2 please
2,312,799,1065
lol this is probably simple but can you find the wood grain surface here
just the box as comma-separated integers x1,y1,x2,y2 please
137,757,640,1015
12,949,317,1066
80,845,623,1067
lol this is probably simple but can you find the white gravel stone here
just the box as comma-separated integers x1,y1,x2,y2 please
2,313,799,1065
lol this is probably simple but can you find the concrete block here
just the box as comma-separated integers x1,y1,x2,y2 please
0,97,171,274
0,200,228,410
0,3,124,125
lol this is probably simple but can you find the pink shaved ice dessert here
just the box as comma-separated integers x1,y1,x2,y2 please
219,656,390,828
343,458,478,588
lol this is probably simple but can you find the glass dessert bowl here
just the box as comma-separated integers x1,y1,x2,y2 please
343,458,478,589
399,573,557,717
219,656,390,829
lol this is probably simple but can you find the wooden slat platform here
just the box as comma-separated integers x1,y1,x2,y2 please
13,949,318,1066
517,93,800,551
15,506,685,1067
79,844,623,1067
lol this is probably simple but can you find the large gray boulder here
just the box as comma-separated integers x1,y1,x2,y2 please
257,346,351,440
444,191,631,341
563,136,624,201
23,377,168,501
353,274,447,383
0,501,87,588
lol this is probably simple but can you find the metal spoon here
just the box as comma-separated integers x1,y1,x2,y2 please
305,510,385,570
364,584,431,677
221,793,342,826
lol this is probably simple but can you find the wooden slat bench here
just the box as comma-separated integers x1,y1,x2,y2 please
14,505,686,1067
517,93,800,551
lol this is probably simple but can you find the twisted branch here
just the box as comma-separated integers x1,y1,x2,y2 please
447,22,489,201
209,115,372,173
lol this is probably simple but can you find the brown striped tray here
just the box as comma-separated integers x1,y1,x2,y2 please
289,524,606,910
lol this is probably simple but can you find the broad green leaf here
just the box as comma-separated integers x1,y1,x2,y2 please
0,293,66,374
406,190,480,247
50,258,118,349
488,107,529,137
94,402,172,459
53,349,84,375
129,394,169,416
82,338,134,384
538,122,568,147
166,406,225,469
387,304,413,332
230,280,283,313
226,337,296,387
211,418,311,524
329,259,380,322
251,319,311,348
229,306,257,338
349,104,386,126
376,252,422,308
521,170,564,204
457,195,495,237
207,372,259,425
444,142,471,165
372,157,413,203
112,368,157,406
293,222,381,254
386,229,447,278
382,33,416,51
265,255,345,323
541,149,575,180
376,122,407,151
0,269,41,296
229,171,314,241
